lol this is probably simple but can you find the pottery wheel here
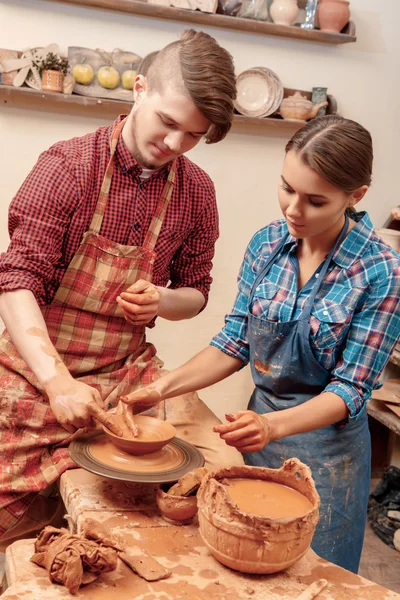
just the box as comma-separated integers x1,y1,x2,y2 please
69,430,205,483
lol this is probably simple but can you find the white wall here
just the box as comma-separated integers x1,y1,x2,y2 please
0,0,399,418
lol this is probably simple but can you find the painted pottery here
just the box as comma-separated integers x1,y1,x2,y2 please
156,483,198,524
279,91,328,122
269,0,299,26
375,228,400,253
197,458,320,574
69,430,205,483
41,69,64,93
103,415,176,455
317,0,350,33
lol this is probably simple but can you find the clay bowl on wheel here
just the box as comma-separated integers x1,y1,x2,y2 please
156,483,198,525
102,415,176,455
197,458,320,575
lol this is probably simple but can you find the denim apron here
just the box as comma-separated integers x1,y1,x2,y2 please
245,216,371,573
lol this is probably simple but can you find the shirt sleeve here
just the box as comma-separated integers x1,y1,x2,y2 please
210,231,263,364
168,182,218,310
324,259,400,419
0,149,79,305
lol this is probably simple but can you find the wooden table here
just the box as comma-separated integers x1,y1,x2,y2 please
2,468,400,600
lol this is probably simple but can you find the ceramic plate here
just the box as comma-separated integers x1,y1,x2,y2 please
69,430,205,483
234,67,284,118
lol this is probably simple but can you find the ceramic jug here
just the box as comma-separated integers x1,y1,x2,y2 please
317,0,350,33
269,0,299,26
279,91,328,122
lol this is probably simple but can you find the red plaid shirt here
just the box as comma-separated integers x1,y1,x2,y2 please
0,116,219,309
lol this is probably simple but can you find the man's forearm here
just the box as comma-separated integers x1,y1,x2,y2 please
157,286,205,320
0,289,71,385
267,392,349,441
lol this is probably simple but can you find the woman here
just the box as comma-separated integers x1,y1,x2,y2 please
122,115,400,573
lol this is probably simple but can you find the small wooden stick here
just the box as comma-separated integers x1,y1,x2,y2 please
87,402,124,437
295,579,328,600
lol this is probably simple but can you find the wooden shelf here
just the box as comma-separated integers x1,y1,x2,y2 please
0,84,313,133
367,399,400,437
40,0,356,45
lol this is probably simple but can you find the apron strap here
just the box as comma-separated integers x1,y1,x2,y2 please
142,160,177,251
299,214,349,321
249,233,289,306
88,117,128,234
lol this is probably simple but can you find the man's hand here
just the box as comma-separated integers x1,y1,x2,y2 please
45,375,106,433
213,410,271,453
117,280,161,325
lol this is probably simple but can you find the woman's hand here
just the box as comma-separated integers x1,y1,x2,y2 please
45,375,106,433
213,410,272,453
120,385,163,415
117,280,161,325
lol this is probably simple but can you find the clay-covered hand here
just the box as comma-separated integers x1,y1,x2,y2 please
120,385,162,415
213,410,271,453
116,279,161,325
45,375,106,434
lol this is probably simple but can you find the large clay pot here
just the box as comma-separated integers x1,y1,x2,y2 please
41,69,64,93
317,0,350,33
197,458,320,574
269,0,299,26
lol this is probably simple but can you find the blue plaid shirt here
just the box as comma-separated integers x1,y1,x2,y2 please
211,212,400,418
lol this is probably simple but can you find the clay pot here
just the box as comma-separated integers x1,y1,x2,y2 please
279,91,328,122
269,0,299,26
156,483,198,525
41,69,64,93
317,0,350,33
197,458,320,574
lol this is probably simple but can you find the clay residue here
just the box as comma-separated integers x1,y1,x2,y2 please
26,327,64,370
254,360,271,375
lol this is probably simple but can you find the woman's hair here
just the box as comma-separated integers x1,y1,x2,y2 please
285,115,373,193
145,30,237,144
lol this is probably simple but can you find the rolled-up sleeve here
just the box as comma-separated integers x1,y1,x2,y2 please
0,151,78,305
324,260,400,419
168,181,218,310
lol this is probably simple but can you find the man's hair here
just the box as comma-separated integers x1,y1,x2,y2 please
146,30,236,144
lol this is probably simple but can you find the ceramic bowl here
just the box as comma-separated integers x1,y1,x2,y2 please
103,415,176,456
234,67,283,118
156,483,198,524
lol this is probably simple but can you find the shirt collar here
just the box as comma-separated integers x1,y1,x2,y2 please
282,211,374,269
333,211,374,268
112,114,173,180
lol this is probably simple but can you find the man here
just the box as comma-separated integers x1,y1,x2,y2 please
0,30,242,544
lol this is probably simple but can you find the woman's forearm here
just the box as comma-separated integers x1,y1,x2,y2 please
267,391,349,441
155,346,243,399
0,289,71,385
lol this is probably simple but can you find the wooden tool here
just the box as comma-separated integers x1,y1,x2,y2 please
295,579,328,600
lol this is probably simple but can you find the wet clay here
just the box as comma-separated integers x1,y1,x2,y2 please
224,478,313,518
107,414,167,442
90,438,184,472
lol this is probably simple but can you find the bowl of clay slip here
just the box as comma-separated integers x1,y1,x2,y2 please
156,467,209,524
103,415,176,455
197,458,320,574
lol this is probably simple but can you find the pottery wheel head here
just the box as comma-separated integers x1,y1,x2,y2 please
69,431,205,484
